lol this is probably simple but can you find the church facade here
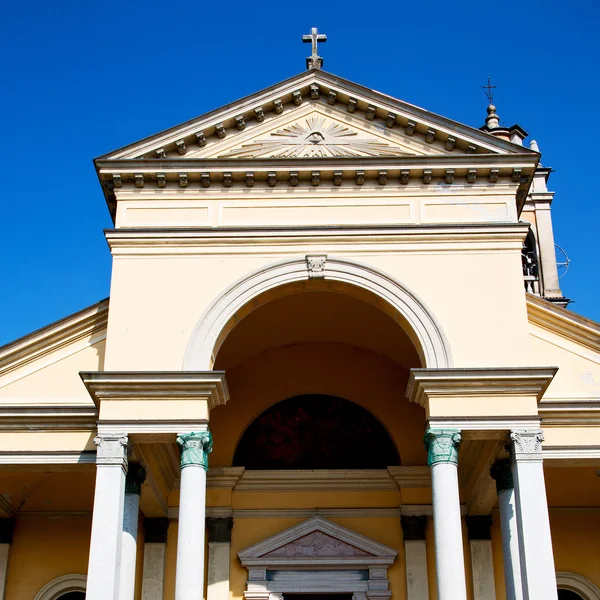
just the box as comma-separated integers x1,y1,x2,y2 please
0,36,599,600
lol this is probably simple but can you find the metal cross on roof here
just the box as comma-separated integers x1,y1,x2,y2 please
481,76,497,104
303,27,327,70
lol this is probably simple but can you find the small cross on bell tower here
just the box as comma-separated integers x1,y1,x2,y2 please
302,27,327,70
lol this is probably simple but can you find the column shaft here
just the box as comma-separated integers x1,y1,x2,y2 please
466,516,496,600
175,432,213,600
207,517,233,600
510,431,557,600
87,434,128,600
491,459,523,600
119,464,146,600
401,515,429,600
426,429,467,600
0,519,13,600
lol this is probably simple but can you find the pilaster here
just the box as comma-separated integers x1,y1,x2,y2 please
142,518,169,600
400,516,429,600
0,519,14,600
466,516,496,600
207,517,234,600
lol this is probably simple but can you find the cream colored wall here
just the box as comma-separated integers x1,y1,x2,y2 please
0,337,105,401
104,245,531,371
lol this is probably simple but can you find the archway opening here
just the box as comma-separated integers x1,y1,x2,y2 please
58,594,85,600
558,591,585,600
233,394,400,470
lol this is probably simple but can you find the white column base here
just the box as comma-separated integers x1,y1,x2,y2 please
404,540,429,600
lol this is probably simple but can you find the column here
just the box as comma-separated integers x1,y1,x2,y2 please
0,519,14,600
87,433,129,600
425,429,467,600
509,430,558,600
490,459,523,600
207,517,233,600
142,518,169,600
400,515,429,600
534,203,562,298
119,463,146,600
175,431,213,600
466,516,496,600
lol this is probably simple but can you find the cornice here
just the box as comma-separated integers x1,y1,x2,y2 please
539,397,600,425
407,367,558,407
0,299,108,378
80,371,229,410
527,293,600,355
105,223,530,255
0,403,97,431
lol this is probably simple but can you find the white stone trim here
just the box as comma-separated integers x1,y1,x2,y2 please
34,574,87,600
0,452,96,465
543,446,600,466
238,517,397,598
184,256,451,370
556,572,600,600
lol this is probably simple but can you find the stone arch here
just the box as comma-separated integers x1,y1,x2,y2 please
34,574,87,600
556,572,600,600
183,256,452,370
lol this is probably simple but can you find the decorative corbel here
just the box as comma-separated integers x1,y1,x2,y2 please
422,169,432,184
289,171,298,187
445,169,454,184
215,123,226,139
445,136,456,151
467,144,477,154
235,115,245,131
356,170,365,186
112,173,122,188
400,170,410,185
175,140,187,155
292,91,302,105
406,120,416,136
489,169,499,183
365,105,376,120
327,90,337,105
312,171,320,186
179,173,188,188
267,172,277,187
425,128,436,144
135,173,144,188
223,172,232,188
155,148,166,159
273,99,283,114
378,170,387,185
512,168,522,183
310,84,320,99
156,173,166,188
201,173,210,188
467,169,477,183
245,173,254,187
333,171,343,186
254,107,265,122
347,98,357,113
195,131,206,147
386,113,397,128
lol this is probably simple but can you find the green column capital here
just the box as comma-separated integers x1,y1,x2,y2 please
125,462,147,495
490,459,514,492
177,431,213,470
424,428,461,466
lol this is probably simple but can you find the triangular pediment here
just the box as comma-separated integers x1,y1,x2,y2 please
238,516,397,565
99,70,534,162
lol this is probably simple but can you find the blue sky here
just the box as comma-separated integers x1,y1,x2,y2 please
1,0,599,346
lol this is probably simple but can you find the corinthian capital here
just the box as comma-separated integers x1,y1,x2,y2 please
177,431,213,470
424,429,461,466
509,430,544,464
94,433,129,470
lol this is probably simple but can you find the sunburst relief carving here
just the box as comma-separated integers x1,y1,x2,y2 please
223,116,407,158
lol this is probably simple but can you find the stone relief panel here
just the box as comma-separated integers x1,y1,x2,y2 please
220,115,410,159
261,531,373,558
